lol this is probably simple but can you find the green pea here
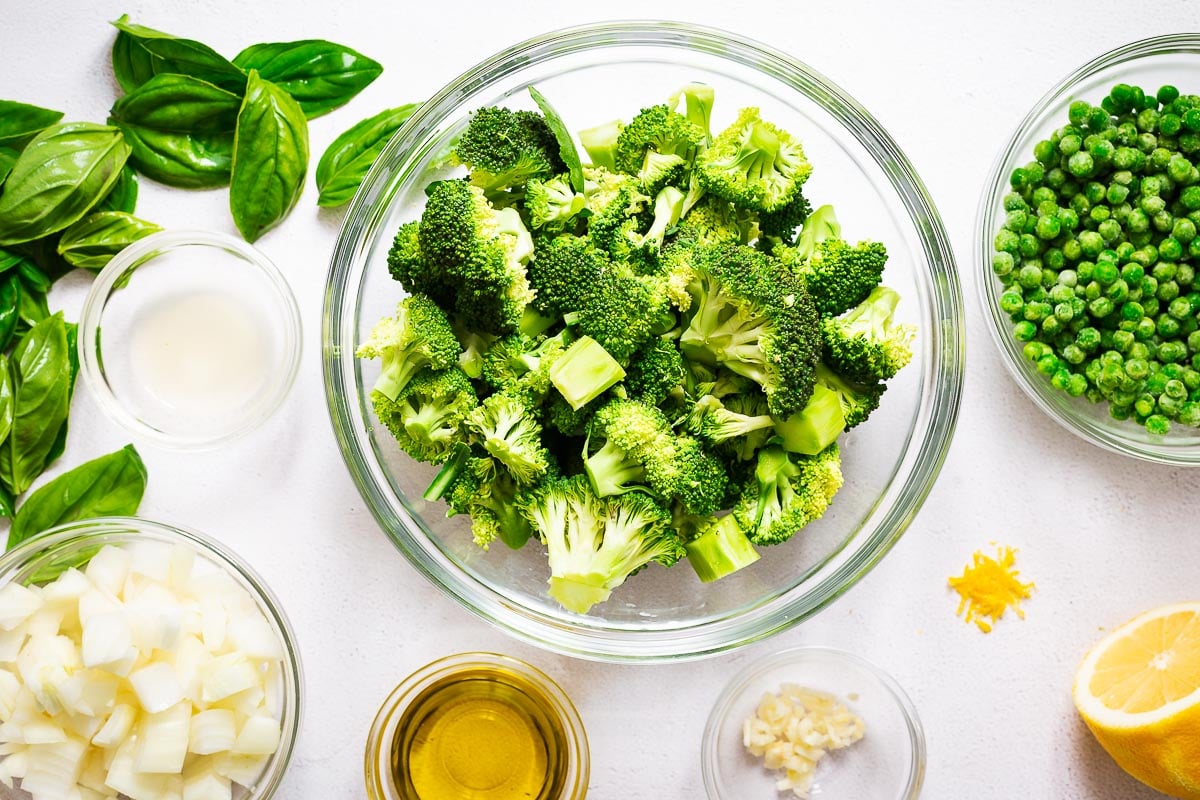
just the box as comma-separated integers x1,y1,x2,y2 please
1033,139,1056,164
1032,189,1057,208
1161,114,1183,136
1098,218,1122,243
1019,234,1042,258
1013,320,1037,341
1067,373,1089,396
1017,264,1043,289
1005,209,1028,232
1160,236,1184,262
993,252,1016,277
1159,280,1181,303
1137,131,1158,151
1089,297,1115,317
1058,269,1079,288
1169,296,1193,320
1135,317,1157,340
1158,314,1182,338
1169,155,1195,183
1068,151,1095,177
1158,85,1181,105
1180,186,1200,210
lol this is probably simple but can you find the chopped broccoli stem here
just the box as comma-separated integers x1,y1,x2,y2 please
579,119,623,171
424,442,473,502
584,438,647,497
670,83,715,143
794,204,841,260
773,383,846,455
685,514,760,582
549,335,627,410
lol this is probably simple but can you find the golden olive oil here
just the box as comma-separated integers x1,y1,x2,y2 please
391,665,571,800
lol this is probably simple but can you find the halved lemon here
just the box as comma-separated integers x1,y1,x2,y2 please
1073,602,1200,799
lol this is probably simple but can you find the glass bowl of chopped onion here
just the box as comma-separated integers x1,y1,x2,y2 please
324,21,963,661
702,646,925,799
977,34,1200,465
0,517,302,800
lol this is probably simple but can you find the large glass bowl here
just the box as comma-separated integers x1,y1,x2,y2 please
977,34,1200,465
324,21,963,661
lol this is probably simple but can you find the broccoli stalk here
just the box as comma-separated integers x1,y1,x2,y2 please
548,336,626,410
424,442,472,502
583,438,646,497
670,83,715,143
685,514,760,583
772,383,846,455
579,119,623,171
356,294,461,402
793,204,841,260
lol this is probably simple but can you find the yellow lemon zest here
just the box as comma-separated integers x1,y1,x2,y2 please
947,545,1034,633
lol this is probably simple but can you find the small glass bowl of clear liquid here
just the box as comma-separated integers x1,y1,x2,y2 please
78,230,302,448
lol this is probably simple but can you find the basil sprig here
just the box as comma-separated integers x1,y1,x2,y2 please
316,104,419,207
233,40,383,119
0,123,130,246
230,70,309,243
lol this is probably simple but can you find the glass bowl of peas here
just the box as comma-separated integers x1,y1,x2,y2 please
978,33,1200,465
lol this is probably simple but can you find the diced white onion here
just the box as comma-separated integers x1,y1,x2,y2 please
129,662,184,713
201,655,258,704
84,547,131,597
91,704,136,749
231,714,281,756
133,701,190,774
0,584,43,631
183,757,232,800
189,709,236,755
81,613,132,672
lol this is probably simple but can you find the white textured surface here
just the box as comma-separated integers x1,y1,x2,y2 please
5,1,1200,798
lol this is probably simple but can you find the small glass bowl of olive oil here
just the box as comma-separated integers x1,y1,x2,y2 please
366,653,589,800
78,230,302,448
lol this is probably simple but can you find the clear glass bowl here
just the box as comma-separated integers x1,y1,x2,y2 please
324,21,963,661
702,646,925,799
79,230,303,450
364,652,588,800
977,34,1200,465
0,517,303,800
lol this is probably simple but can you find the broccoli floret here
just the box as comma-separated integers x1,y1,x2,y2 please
545,392,601,437
731,444,843,545
465,392,551,485
624,337,686,405
672,197,756,249
822,286,915,383
757,190,812,251
525,174,586,232
452,321,497,380
681,394,775,446
386,221,455,308
815,363,885,429
669,83,715,143
582,168,651,261
482,330,571,402
446,456,534,550
528,233,603,315
796,238,889,317
791,203,841,260
585,398,727,514
455,107,564,193
579,119,623,171
637,151,688,196
372,368,477,463
520,476,683,614
418,180,536,333
630,185,686,259
675,243,822,417
613,104,705,178
696,107,811,213
356,294,461,402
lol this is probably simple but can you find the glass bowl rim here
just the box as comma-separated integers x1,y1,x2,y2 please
323,19,964,662
363,651,589,800
975,32,1200,466
77,228,304,451
700,644,926,799
0,515,304,799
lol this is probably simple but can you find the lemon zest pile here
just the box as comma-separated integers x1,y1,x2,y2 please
948,545,1034,633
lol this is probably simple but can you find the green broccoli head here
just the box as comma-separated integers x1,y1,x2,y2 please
372,368,477,464
696,107,812,213
465,392,551,486
585,398,728,515
681,394,775,447
447,456,534,550
418,180,536,333
798,238,889,317
583,169,651,262
528,233,608,315
356,294,461,402
757,189,812,251
613,104,705,177
519,476,682,614
672,196,757,250
624,337,687,406
732,443,843,545
455,107,564,193
386,221,455,308
636,151,688,196
821,286,915,383
525,174,586,232
676,243,822,417
792,203,840,260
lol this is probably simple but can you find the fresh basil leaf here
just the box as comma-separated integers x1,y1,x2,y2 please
111,30,162,94
11,237,73,283
0,278,20,352
529,87,584,194
0,147,18,187
109,15,246,92
114,122,232,188
316,104,418,207
233,39,382,119
0,123,131,246
16,260,51,296
0,249,28,278
57,211,162,271
1,314,71,496
27,545,101,584
97,164,139,213
9,445,146,550
15,280,47,328
230,70,308,242
0,485,12,521
0,356,13,453
0,101,64,151
110,73,242,134
41,322,77,471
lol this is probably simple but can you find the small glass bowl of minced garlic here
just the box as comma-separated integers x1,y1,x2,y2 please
702,646,926,800
365,652,589,800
